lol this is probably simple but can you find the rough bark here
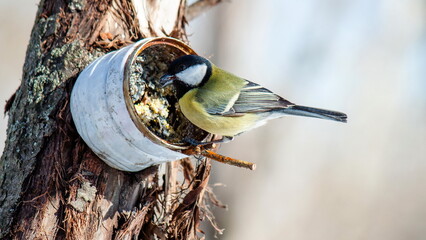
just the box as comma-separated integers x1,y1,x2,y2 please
0,0,221,239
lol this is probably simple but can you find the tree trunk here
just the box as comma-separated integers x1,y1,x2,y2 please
0,0,221,239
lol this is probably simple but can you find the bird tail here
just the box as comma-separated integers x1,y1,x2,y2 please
278,105,347,123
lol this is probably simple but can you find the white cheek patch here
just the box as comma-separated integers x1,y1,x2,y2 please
176,64,207,86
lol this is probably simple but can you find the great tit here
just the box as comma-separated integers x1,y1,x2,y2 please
160,55,347,145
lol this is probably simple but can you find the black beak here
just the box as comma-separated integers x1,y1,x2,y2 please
159,74,178,87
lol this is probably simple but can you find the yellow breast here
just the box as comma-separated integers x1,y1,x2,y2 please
179,90,260,136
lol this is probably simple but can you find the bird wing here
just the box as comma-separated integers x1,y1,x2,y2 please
195,70,247,116
230,80,294,114
204,80,295,116
198,88,241,115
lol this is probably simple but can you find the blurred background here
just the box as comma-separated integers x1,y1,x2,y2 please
2,0,426,239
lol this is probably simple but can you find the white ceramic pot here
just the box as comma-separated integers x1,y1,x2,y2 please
70,37,201,172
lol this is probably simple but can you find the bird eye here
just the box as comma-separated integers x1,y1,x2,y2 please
178,65,186,72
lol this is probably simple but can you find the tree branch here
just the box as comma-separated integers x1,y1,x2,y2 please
0,0,221,239
186,0,224,21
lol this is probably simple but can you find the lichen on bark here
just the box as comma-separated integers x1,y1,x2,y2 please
0,0,131,237
0,15,98,237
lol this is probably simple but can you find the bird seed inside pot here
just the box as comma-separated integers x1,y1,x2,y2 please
128,44,208,144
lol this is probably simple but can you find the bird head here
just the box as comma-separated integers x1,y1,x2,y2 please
160,55,212,89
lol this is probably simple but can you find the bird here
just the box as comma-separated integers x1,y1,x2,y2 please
160,55,347,145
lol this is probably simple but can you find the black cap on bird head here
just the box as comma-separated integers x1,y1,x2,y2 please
160,55,212,90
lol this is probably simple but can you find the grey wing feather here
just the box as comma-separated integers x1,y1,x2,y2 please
204,102,230,115
226,81,294,115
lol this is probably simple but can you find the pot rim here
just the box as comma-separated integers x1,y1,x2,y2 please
123,37,205,151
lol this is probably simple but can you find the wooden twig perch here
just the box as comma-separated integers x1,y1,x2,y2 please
201,149,256,170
